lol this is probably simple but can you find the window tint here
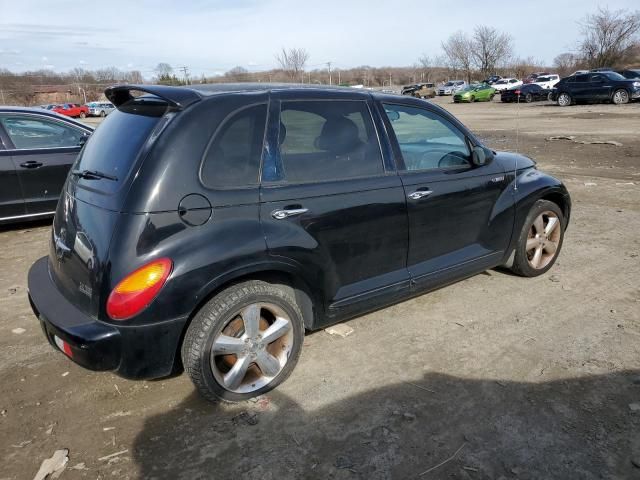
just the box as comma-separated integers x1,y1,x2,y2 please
201,104,267,188
383,104,470,171
74,97,167,194
575,75,589,83
276,100,383,183
0,115,85,149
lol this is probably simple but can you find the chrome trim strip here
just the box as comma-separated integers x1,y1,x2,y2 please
0,211,55,221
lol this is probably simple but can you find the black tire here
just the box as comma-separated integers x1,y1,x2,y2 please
511,200,565,277
182,280,305,402
470,95,475,103
490,94,495,101
100,110,106,117
79,112,86,119
525,93,533,103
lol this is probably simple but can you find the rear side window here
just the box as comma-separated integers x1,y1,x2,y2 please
201,104,267,188
276,100,383,183
0,115,85,149
73,96,167,194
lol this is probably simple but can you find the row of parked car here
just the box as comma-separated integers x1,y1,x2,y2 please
402,67,640,106
39,101,115,118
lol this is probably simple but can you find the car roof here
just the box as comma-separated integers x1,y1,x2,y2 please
106,82,397,110
0,105,94,130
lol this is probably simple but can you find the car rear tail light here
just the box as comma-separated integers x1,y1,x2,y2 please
515,90,521,95
106,258,172,320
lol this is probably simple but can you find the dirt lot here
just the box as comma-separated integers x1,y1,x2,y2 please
1,97,639,479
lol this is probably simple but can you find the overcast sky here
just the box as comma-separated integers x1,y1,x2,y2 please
0,0,637,77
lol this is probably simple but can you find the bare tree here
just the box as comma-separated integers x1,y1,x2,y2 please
418,54,435,82
155,63,173,77
442,32,474,82
553,52,582,76
471,26,513,76
225,66,251,82
275,47,309,82
579,7,640,68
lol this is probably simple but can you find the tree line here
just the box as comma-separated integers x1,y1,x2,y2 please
0,6,637,106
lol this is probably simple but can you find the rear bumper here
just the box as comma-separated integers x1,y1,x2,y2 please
28,256,188,379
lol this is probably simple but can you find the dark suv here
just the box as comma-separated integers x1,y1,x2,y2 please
552,71,640,106
27,84,571,401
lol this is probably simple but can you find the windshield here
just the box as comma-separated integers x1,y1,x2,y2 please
536,76,550,82
444,82,454,87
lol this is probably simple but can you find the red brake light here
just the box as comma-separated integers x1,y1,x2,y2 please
515,90,521,95
106,258,172,320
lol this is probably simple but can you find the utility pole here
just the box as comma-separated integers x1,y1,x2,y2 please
178,66,190,85
327,61,332,85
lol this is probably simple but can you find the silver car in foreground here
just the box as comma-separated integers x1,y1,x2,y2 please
87,102,115,117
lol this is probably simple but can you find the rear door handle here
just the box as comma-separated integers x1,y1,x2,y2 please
20,161,44,169
271,208,309,220
407,190,433,200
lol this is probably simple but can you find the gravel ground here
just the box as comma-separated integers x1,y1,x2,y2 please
1,96,639,479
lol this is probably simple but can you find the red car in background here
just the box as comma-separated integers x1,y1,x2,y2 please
52,103,89,119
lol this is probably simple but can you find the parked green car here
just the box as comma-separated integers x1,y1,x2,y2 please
453,84,496,103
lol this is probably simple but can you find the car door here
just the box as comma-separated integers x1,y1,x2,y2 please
380,101,512,291
260,91,410,320
0,113,88,215
588,73,611,100
570,74,590,100
0,129,26,221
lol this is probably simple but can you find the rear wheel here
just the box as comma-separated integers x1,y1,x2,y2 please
557,92,572,107
612,89,629,105
470,96,475,103
511,200,565,277
79,112,86,119
100,110,106,117
490,94,495,101
182,280,305,402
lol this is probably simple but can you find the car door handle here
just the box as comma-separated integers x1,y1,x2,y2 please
407,190,433,200
271,208,309,220
19,161,44,169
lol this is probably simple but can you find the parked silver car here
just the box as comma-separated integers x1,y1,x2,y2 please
87,102,115,117
438,80,466,95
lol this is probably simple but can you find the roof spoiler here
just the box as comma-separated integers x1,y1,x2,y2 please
104,84,202,110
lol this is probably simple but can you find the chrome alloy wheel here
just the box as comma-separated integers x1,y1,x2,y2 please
558,93,571,106
613,89,629,105
210,302,293,394
526,211,561,270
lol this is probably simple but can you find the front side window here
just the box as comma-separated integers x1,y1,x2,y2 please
201,104,267,188
276,100,383,183
0,115,85,149
383,104,470,171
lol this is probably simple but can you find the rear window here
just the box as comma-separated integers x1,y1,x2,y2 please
72,96,168,194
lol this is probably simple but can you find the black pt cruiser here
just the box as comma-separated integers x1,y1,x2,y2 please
28,84,571,401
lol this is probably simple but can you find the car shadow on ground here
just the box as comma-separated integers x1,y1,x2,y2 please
132,370,640,479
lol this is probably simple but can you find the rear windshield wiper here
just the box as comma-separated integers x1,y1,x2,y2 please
71,169,118,181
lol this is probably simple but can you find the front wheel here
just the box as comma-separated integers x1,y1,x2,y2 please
100,110,106,117
182,280,305,402
510,200,565,277
525,93,533,103
557,92,572,107
79,112,86,119
489,94,495,101
612,89,629,105
470,96,475,103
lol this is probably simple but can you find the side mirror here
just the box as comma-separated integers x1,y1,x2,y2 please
78,133,90,146
472,145,493,166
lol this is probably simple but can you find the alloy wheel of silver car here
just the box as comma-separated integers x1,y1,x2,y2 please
210,302,294,394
